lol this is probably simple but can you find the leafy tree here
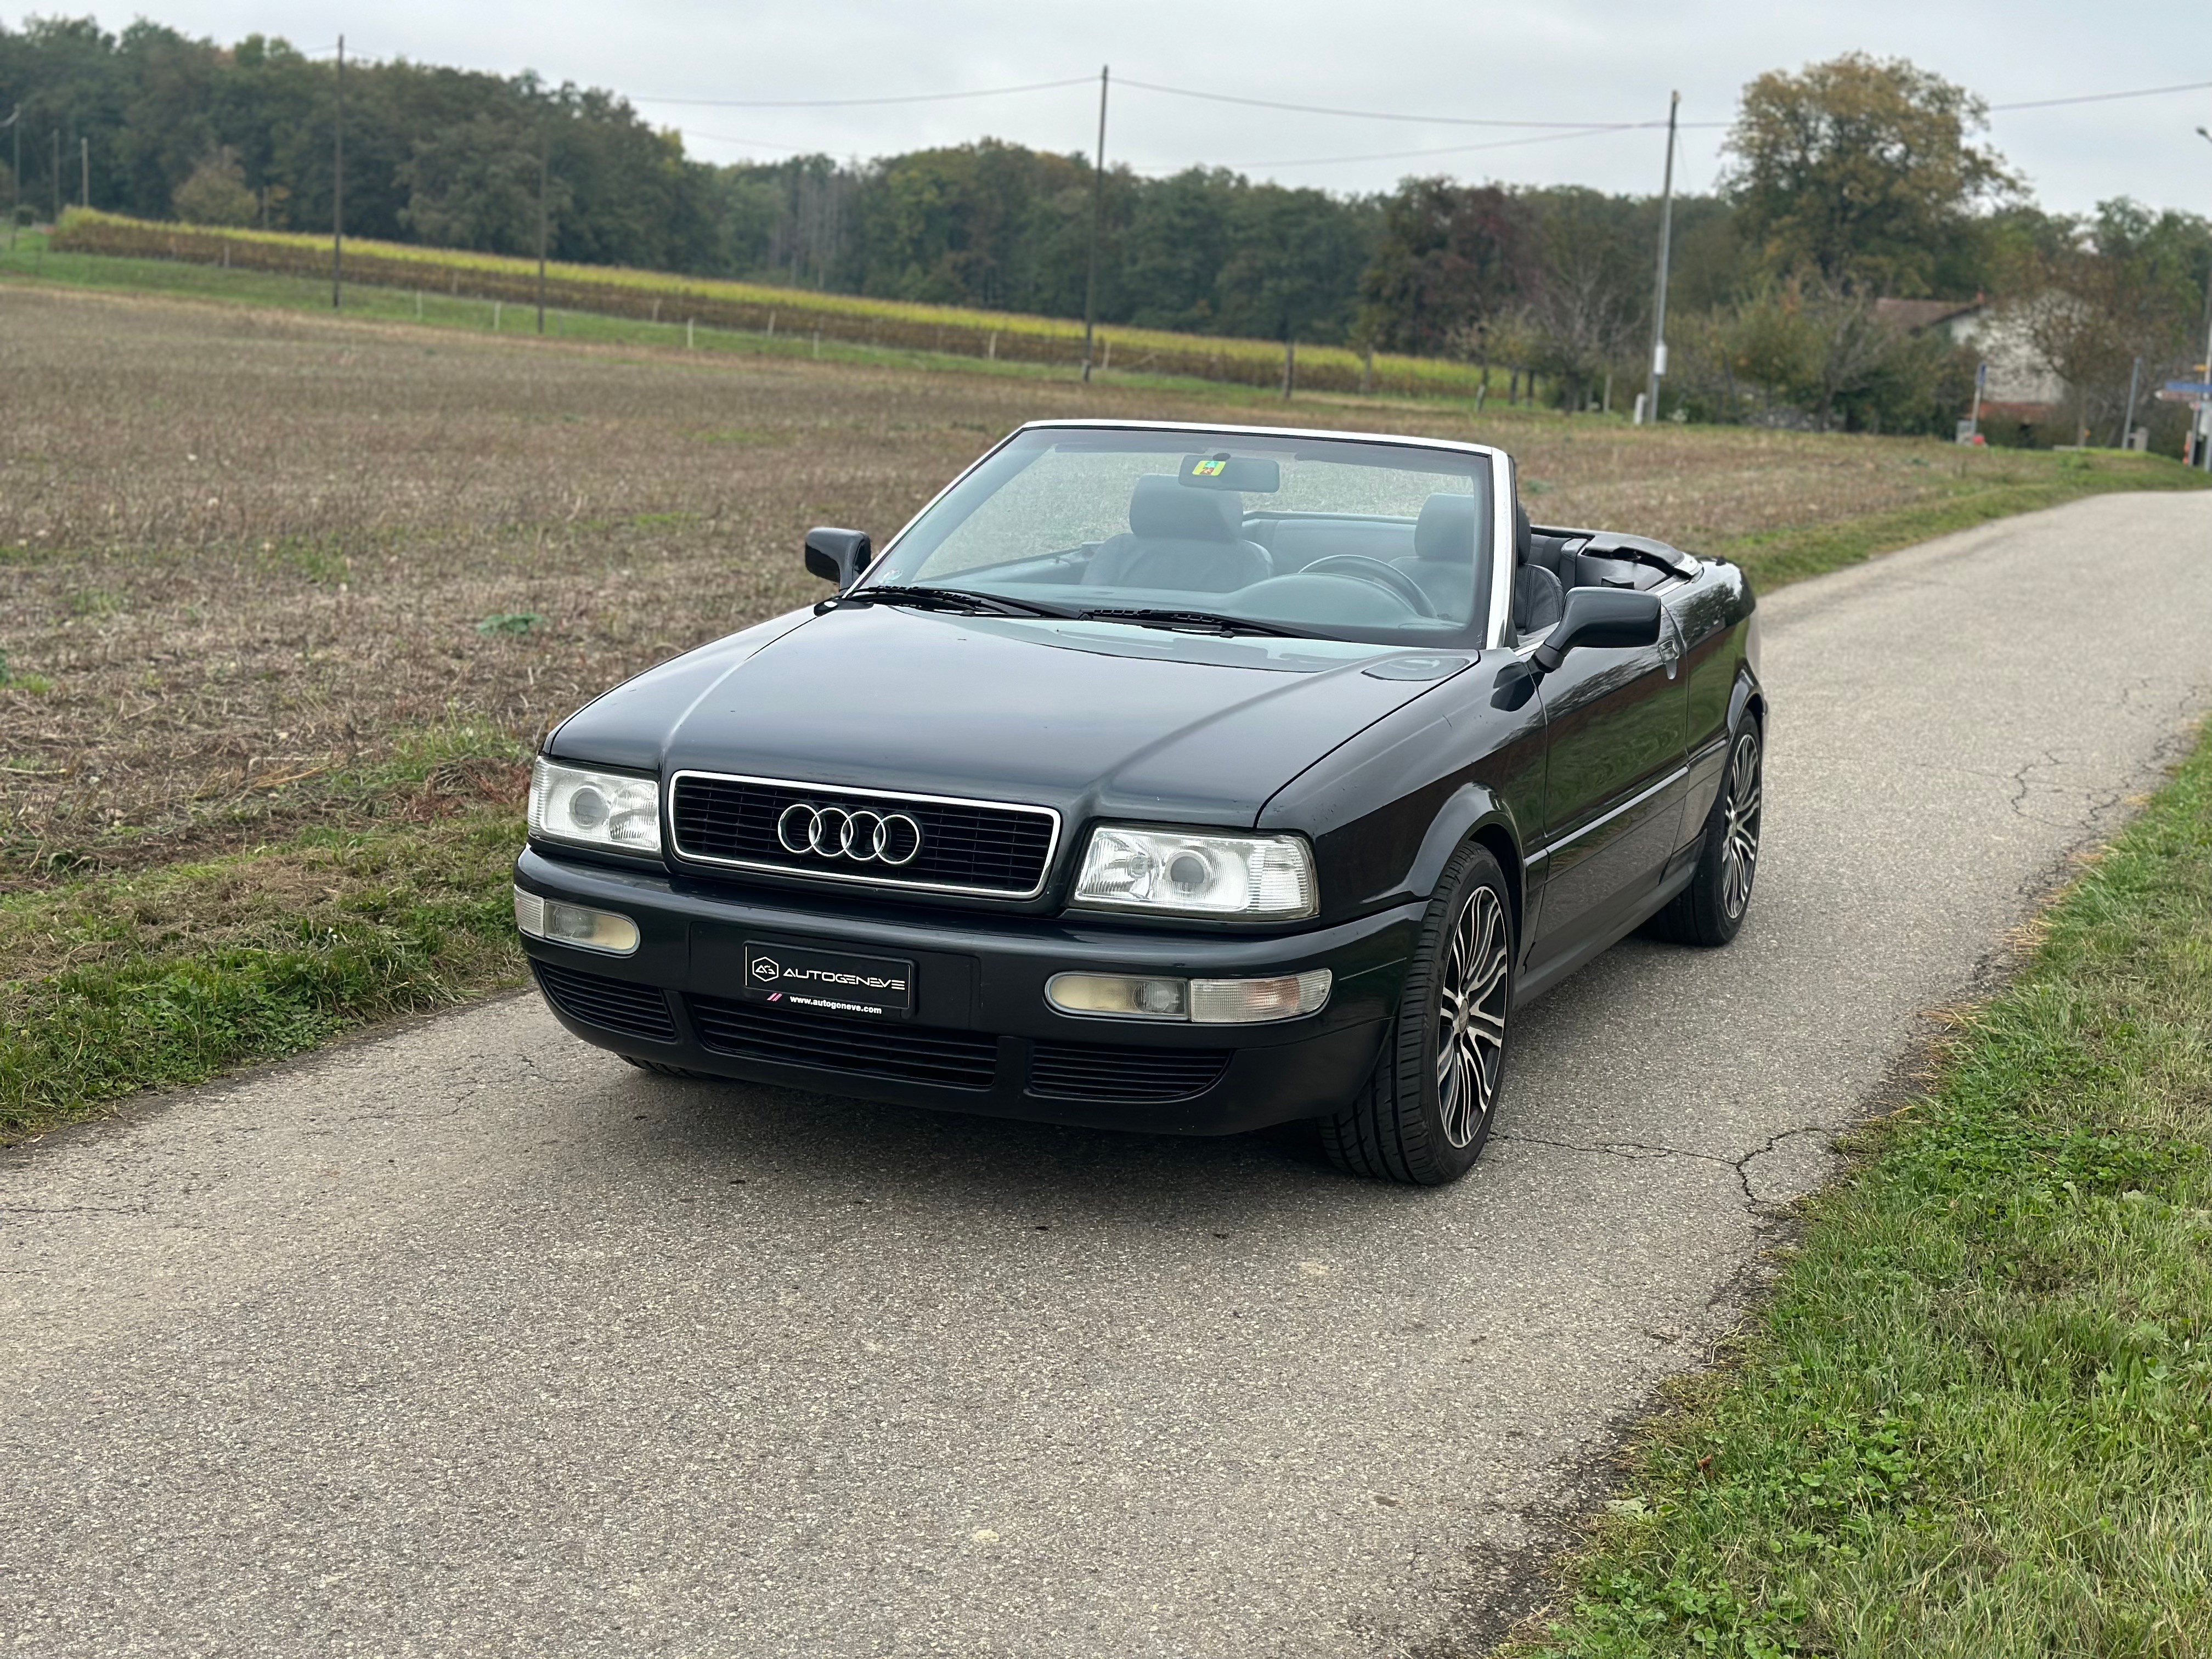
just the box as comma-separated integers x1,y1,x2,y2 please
398,114,560,254
1214,182,1376,346
1517,187,1647,408
1703,276,1968,432
1358,178,1531,356
1724,53,2017,294
171,144,255,224
2024,199,2212,442
1120,167,1240,333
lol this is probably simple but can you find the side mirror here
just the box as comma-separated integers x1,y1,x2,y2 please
804,526,873,590
1530,588,1662,675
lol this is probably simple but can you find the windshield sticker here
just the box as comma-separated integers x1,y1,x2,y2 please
1189,458,1228,477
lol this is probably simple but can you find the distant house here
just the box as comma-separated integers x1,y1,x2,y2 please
1874,296,2066,425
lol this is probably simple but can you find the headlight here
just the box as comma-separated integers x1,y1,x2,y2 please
1071,826,1317,919
529,758,661,855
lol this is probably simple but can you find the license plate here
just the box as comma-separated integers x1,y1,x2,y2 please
741,941,915,1019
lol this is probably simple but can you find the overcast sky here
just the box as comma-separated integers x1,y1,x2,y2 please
22,0,2212,215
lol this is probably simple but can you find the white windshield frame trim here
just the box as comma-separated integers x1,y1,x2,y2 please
1487,451,1517,649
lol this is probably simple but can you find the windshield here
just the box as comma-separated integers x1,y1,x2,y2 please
860,426,1497,645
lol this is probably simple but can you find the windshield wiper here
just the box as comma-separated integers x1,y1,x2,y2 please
1075,606,1314,639
831,584,1076,619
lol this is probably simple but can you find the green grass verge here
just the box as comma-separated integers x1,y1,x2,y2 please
1711,449,2210,591
1514,723,2212,1657
0,725,534,1141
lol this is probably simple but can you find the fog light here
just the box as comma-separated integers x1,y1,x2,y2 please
1046,972,1189,1019
1189,969,1332,1024
514,887,641,956
1044,968,1331,1024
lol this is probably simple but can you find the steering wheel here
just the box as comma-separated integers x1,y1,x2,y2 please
1297,554,1440,617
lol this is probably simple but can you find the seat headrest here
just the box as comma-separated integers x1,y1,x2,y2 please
1130,474,1239,542
1515,499,1532,565
1414,493,1481,564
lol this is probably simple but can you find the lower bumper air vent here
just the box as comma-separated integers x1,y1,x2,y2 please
688,995,1000,1091
534,961,679,1043
1027,1041,1232,1103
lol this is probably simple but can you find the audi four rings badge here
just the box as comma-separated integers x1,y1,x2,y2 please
776,803,924,866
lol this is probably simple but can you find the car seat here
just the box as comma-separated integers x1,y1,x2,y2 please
1390,493,1486,619
1086,476,1273,592
1511,500,1565,633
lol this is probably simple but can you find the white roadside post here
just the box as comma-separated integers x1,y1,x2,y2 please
1638,92,1679,427
1957,362,1987,445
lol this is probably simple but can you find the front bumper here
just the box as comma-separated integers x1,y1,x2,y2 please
515,847,1422,1135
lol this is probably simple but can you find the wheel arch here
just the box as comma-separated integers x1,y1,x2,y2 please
1406,782,1527,945
1729,667,1767,735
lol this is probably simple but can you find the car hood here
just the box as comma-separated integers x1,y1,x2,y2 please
551,603,1471,827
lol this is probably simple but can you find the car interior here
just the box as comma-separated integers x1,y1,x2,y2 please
963,471,1685,638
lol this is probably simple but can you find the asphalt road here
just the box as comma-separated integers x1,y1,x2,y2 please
7,492,2211,1658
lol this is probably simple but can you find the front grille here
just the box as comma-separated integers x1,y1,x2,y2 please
688,994,1000,1091
534,961,679,1043
669,774,1058,898
1028,1041,1232,1103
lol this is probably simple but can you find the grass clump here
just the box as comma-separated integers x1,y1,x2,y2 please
1515,727,2212,1658
0,806,527,1140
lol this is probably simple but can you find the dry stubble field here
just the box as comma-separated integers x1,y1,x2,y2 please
1,282,2196,1130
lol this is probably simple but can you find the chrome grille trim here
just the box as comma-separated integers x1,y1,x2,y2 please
667,770,1063,900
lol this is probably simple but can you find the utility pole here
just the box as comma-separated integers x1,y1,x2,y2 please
4,107,19,252
537,123,549,335
332,33,345,311
1640,91,1680,426
1081,65,1109,383
2117,355,2142,449
79,134,88,208
2197,131,2212,470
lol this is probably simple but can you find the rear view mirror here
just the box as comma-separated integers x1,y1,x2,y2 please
1530,588,1662,674
1178,453,1281,492
804,527,873,590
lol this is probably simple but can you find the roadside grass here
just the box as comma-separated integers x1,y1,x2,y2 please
1512,724,2212,1658
0,724,530,1139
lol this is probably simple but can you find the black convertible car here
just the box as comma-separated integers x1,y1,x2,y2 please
515,420,1764,1184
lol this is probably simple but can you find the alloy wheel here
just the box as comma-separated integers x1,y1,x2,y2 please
1435,885,1510,1148
1720,728,1763,921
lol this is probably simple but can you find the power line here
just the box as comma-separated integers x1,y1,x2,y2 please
1161,125,1641,174
630,77,1092,110
1119,76,1663,130
1990,77,2212,112
685,130,819,155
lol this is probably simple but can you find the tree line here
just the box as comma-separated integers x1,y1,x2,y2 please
5,16,2208,444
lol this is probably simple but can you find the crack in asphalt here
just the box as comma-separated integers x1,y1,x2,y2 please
1496,1122,1830,1209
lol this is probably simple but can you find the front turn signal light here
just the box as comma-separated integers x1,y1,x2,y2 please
515,887,641,956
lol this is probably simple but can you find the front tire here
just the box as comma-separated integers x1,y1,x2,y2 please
1322,842,1514,1186
1649,718,1763,946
